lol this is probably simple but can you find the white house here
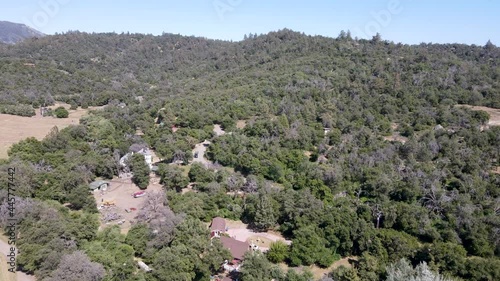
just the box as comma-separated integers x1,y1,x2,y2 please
119,147,153,171
137,148,153,170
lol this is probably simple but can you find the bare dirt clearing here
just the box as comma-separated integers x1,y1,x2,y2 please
0,103,104,159
224,219,291,252
191,141,213,167
456,105,500,126
383,134,408,144
492,166,500,174
245,235,274,248
93,174,164,235
213,124,226,136
236,120,247,129
383,123,408,144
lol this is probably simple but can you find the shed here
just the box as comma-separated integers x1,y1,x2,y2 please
210,217,226,237
89,180,109,191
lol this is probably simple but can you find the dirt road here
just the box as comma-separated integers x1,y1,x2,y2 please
0,237,36,281
456,105,500,126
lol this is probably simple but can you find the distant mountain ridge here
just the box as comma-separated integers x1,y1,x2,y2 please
0,20,45,44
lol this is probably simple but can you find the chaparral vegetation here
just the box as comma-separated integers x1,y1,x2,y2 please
0,29,499,281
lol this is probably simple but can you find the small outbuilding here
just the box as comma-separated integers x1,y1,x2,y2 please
210,217,226,238
89,180,109,191
137,261,152,272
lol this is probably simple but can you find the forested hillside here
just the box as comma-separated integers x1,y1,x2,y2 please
0,29,499,281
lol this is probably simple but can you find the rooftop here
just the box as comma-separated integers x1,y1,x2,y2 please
89,180,109,189
210,217,226,231
220,236,250,261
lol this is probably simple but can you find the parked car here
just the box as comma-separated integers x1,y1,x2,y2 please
132,191,146,198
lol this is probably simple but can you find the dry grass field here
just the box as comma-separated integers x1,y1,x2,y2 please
0,103,104,159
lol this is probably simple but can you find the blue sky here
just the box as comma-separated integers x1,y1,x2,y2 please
1,0,499,45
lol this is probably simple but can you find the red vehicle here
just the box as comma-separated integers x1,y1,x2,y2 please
132,191,146,198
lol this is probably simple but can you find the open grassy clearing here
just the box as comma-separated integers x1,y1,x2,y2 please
0,103,104,159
